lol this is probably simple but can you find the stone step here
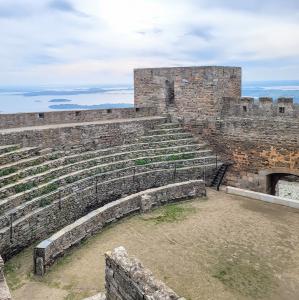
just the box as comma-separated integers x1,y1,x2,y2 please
0,164,220,234
0,147,211,199
0,151,65,179
0,143,205,188
155,123,181,129
0,145,206,199
0,147,41,166
144,128,185,136
0,151,216,216
139,133,193,143
0,144,20,155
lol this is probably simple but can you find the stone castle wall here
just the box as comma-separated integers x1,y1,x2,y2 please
134,66,241,118
186,98,299,192
0,107,157,129
134,66,299,193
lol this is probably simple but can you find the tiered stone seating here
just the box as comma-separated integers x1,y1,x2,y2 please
0,122,220,258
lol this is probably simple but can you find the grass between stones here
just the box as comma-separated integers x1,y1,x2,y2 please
0,167,18,177
135,153,196,166
141,202,197,224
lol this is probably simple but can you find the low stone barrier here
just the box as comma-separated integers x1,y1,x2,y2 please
0,256,12,300
226,186,299,209
104,247,185,300
34,180,205,275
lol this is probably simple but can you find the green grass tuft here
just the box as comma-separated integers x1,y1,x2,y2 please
142,203,196,224
0,167,17,177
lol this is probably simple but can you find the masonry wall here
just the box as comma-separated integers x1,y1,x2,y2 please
186,98,299,192
105,247,185,300
0,116,165,148
134,66,241,119
0,107,157,129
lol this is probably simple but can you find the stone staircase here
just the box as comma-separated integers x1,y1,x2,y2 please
0,121,220,258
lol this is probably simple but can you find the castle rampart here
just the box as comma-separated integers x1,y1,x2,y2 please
0,107,157,129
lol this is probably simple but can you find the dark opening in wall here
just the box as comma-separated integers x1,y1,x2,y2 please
242,106,247,112
165,80,175,107
135,107,140,112
38,113,44,119
75,111,81,117
279,107,285,113
107,109,112,114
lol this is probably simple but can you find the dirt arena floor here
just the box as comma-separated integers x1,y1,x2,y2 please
4,189,299,300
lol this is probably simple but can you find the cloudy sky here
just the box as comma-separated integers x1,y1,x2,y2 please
0,0,299,86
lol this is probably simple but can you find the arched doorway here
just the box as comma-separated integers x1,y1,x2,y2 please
165,79,175,107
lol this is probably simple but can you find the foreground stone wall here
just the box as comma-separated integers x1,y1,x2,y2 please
134,66,241,118
34,180,205,275
0,116,165,148
0,256,12,300
0,107,157,129
105,247,185,300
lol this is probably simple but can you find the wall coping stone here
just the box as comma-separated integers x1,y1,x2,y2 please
226,186,299,209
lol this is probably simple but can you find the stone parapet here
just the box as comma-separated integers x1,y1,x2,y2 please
0,107,158,129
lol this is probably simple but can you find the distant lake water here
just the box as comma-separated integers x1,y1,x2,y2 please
0,81,298,114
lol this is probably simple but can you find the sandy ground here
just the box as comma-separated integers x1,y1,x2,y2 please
5,189,299,300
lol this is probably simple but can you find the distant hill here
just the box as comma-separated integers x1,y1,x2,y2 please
49,103,134,110
49,99,72,103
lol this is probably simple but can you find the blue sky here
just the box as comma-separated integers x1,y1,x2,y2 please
0,0,299,85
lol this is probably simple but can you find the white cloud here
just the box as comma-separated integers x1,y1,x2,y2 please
0,0,298,85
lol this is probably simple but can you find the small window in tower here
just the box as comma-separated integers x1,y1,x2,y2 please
279,107,285,113
38,113,44,119
165,80,175,106
242,106,247,112
135,107,140,112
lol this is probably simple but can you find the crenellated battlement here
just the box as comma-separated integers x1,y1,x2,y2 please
221,96,299,118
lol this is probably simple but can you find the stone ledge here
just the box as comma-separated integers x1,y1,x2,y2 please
226,186,299,209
